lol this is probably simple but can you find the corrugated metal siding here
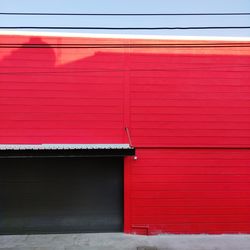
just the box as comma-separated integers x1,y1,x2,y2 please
1,34,250,234
127,149,250,234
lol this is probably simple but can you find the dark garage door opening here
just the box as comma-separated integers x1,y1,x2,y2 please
0,157,123,235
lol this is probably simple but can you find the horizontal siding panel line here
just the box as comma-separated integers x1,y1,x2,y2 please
126,62,250,67
0,104,122,107
131,98,250,101
0,81,124,85
0,112,122,115
131,76,250,79
133,181,250,184
131,128,250,131
131,84,250,87
131,105,250,108
131,113,250,116
131,197,250,200
133,136,250,138
132,120,250,123
132,190,250,192
0,88,123,92
0,128,123,130
131,156,250,159
128,157,250,160
132,214,250,217
2,67,250,73
131,91,250,94
0,127,123,130
133,206,250,208
0,96,122,99
131,165,250,167
0,120,123,122
131,223,250,225
0,135,122,138
132,174,250,176
132,198,250,201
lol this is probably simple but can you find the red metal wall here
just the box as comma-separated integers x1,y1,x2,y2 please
0,33,250,234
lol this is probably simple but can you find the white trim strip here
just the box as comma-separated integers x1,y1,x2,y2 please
0,144,132,150
0,30,250,41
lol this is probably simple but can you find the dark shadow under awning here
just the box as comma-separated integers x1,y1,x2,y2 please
0,144,135,158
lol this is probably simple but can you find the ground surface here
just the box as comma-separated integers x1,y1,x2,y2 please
0,233,249,250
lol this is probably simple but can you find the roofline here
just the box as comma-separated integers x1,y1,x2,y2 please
0,30,250,41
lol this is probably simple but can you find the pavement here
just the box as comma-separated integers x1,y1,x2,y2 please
0,233,249,250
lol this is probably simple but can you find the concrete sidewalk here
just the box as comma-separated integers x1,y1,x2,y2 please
0,233,249,250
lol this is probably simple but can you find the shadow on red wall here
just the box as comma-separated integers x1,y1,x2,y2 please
0,37,250,146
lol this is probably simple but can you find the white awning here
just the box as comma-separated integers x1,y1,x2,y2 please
0,144,135,158
0,144,132,150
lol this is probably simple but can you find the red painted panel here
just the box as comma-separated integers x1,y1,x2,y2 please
127,149,250,234
128,49,250,147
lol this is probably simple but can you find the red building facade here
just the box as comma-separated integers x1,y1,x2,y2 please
0,32,250,234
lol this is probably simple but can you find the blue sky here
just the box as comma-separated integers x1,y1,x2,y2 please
1,0,250,37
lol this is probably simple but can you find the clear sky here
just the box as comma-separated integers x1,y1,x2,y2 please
1,0,250,37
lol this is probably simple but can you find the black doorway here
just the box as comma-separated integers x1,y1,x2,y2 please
0,157,123,234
